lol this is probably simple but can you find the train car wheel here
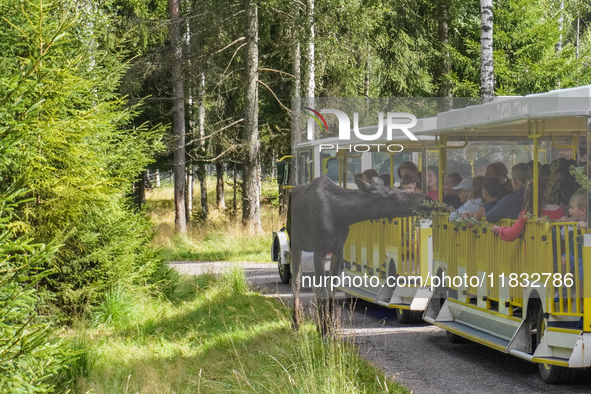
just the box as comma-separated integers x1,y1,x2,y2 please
535,303,573,384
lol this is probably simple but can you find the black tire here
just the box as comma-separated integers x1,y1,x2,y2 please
446,330,469,344
535,303,573,384
396,308,423,324
278,263,291,284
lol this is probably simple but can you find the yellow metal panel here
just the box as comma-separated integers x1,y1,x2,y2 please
585,229,591,332
531,358,570,367
420,225,432,283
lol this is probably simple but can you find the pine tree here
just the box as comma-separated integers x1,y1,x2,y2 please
1,0,164,316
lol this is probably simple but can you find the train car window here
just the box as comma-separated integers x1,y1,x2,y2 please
296,149,313,185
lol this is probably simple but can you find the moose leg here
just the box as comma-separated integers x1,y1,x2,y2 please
291,248,303,331
326,245,346,334
313,251,332,339
325,231,348,335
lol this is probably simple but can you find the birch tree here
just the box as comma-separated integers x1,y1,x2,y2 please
169,0,187,234
242,0,262,232
480,0,494,103
305,0,315,100
438,0,453,110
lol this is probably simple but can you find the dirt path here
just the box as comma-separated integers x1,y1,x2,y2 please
169,261,591,393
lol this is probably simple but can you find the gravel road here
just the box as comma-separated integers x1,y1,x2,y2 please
169,261,591,393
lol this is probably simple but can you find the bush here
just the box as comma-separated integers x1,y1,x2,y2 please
0,190,72,392
0,0,164,318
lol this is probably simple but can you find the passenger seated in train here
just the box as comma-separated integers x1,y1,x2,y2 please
552,158,580,208
398,161,421,189
473,159,488,177
558,189,588,285
449,176,484,222
426,165,439,201
463,177,503,221
485,161,511,196
486,163,532,223
442,172,463,209
379,173,391,187
539,163,551,179
400,174,421,193
491,176,565,242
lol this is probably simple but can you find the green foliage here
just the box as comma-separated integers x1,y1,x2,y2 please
225,266,249,295
68,272,406,393
1,0,164,318
0,190,72,392
452,0,591,96
91,286,138,329
571,165,591,192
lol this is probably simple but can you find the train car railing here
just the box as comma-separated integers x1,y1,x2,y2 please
547,222,587,316
432,214,587,319
343,217,429,285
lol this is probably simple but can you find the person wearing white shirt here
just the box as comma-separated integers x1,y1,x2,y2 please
449,177,485,222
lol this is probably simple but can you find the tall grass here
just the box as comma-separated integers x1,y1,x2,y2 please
66,270,406,393
147,178,282,263
91,286,138,329
63,178,407,392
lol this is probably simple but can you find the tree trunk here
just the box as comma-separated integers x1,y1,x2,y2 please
216,144,225,210
186,169,192,223
169,0,186,234
242,0,262,233
438,0,453,111
185,18,194,225
576,11,580,59
233,164,238,218
556,1,564,52
199,168,207,219
364,50,370,99
305,0,315,100
197,71,208,220
186,88,193,224
304,0,315,141
480,0,494,104
133,171,147,210
285,0,301,215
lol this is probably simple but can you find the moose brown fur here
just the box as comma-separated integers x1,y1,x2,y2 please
288,176,428,336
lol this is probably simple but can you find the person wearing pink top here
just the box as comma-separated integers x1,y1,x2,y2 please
492,176,564,242
426,165,439,202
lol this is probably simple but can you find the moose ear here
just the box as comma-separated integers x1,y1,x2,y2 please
355,177,373,192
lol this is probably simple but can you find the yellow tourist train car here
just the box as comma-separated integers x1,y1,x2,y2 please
419,86,591,383
272,115,438,323
272,88,591,383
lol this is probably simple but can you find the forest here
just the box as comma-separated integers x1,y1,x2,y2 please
1,0,591,391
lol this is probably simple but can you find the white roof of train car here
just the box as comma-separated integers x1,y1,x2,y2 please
416,86,591,137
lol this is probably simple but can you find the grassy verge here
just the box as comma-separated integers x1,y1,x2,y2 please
147,179,281,263
67,268,407,393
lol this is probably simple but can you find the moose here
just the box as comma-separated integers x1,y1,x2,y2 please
288,175,429,337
